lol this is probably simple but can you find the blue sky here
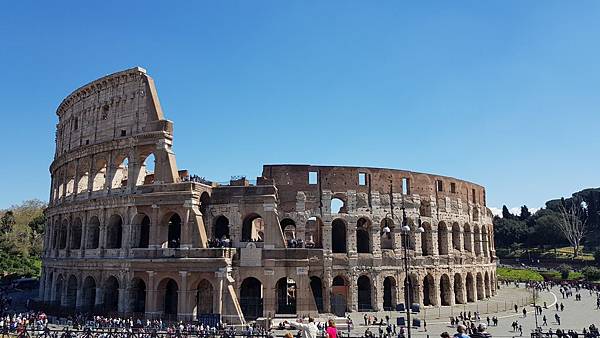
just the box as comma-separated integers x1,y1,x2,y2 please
1,1,599,212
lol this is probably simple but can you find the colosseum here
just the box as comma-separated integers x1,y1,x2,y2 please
40,67,497,324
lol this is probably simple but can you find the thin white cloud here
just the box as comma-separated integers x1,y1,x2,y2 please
490,206,540,218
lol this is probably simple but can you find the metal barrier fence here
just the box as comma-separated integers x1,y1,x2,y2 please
419,294,533,320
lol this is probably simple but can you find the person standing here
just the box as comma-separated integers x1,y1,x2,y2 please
290,317,318,338
326,320,337,338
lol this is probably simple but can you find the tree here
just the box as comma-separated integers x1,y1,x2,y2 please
0,211,15,234
556,197,588,257
502,205,516,220
519,205,531,221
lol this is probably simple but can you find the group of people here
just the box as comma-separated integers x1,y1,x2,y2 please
208,237,232,248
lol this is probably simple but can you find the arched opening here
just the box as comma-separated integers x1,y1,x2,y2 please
473,225,481,256
76,159,90,194
59,220,68,249
86,216,100,249
309,276,324,313
70,218,82,250
482,226,489,257
199,191,211,216
380,218,394,250
82,276,96,313
136,153,155,186
383,276,397,311
331,219,347,253
54,275,64,306
423,274,436,306
331,276,348,317
134,215,150,248
240,277,263,321
214,216,230,240
64,165,76,197
106,215,123,249
129,278,146,314
404,274,420,305
421,222,433,256
452,222,461,251
484,271,491,298
91,158,108,191
157,278,178,318
438,221,448,255
110,156,129,189
330,197,346,214
357,275,372,311
241,213,264,242
305,216,323,249
454,274,465,304
356,218,371,253
466,273,475,302
280,218,297,245
463,223,472,252
166,213,181,248
276,277,297,314
195,279,214,316
103,276,119,313
66,275,78,309
440,274,452,306
476,273,484,300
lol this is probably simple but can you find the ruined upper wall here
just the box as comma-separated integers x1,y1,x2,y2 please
262,164,487,209
54,67,170,159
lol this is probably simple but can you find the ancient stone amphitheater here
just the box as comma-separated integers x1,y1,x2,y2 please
40,67,497,324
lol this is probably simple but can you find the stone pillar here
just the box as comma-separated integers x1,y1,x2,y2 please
149,205,160,249
60,279,68,307
322,221,332,252
323,270,332,313
118,287,127,314
178,271,192,320
350,274,358,312
81,212,88,252
347,220,357,257
75,288,83,311
44,272,53,302
447,278,455,306
373,274,382,311
181,203,192,249
372,226,381,258
87,155,95,197
95,286,104,309
145,271,157,317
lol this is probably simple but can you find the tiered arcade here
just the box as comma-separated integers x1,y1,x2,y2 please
40,67,497,323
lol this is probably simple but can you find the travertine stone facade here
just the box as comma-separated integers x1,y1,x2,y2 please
41,67,497,324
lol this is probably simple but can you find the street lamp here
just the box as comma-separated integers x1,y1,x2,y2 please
400,206,424,338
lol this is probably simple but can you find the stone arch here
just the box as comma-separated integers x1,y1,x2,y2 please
423,273,436,306
132,214,150,248
103,276,120,313
305,216,323,249
421,222,433,256
59,219,68,249
276,277,297,314
330,194,347,214
213,215,230,239
199,191,211,216
438,221,449,255
473,225,481,256
440,274,452,306
195,279,214,316
404,273,420,305
106,214,123,249
157,278,179,318
76,158,90,194
463,223,472,252
82,276,96,313
383,276,397,311
476,272,484,300
280,218,297,242
66,275,78,309
136,153,155,186
380,217,395,250
91,157,108,191
484,271,491,298
54,274,64,305
163,212,182,248
110,155,129,189
309,276,324,313
357,275,373,311
70,218,82,249
454,273,465,304
466,272,475,302
241,213,264,242
240,277,263,321
86,216,100,249
331,275,349,316
331,218,347,253
129,277,146,314
356,217,372,253
452,222,461,251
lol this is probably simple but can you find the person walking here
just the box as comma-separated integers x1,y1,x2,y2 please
326,320,337,338
543,315,548,326
454,325,470,338
290,317,318,338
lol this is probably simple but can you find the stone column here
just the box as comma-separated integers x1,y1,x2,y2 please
87,155,95,197
145,271,157,317
44,271,53,302
95,286,104,310
149,205,160,249
178,271,192,321
75,288,83,311
80,212,88,253
347,220,357,257
350,274,358,312
181,203,192,249
118,287,127,314
373,274,382,311
372,226,381,258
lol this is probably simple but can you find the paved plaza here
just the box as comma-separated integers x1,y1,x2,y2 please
337,283,598,337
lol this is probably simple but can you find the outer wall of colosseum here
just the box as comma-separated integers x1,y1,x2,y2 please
40,67,497,324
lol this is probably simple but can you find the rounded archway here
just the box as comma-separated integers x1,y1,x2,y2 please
331,276,348,317
129,278,146,314
404,274,420,305
240,277,263,320
166,213,182,248
356,218,371,253
70,218,82,249
452,222,461,251
86,216,100,249
305,216,323,249
484,271,491,298
421,222,433,256
54,275,64,306
440,274,452,306
82,276,96,313
242,213,264,242
106,215,123,249
331,218,347,253
195,279,214,316
310,276,324,313
466,272,475,302
438,222,448,255
280,218,297,244
132,214,150,248
276,277,297,314
214,215,230,239
380,218,395,250
357,275,372,311
423,274,436,306
103,276,119,313
476,272,484,300
463,223,472,252
454,274,465,304
157,278,179,318
66,275,78,309
473,225,482,256
383,276,397,311
59,220,68,249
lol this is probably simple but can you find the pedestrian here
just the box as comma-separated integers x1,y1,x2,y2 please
454,325,470,338
326,320,337,338
543,315,547,326
289,317,318,338
523,308,527,318
514,304,518,313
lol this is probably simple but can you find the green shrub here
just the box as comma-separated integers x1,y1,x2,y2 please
557,264,572,280
496,248,510,258
582,266,600,281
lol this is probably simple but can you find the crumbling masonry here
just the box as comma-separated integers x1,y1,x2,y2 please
40,67,497,323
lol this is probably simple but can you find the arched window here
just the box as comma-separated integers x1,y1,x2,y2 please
421,222,433,256
383,276,397,311
82,276,96,313
157,278,178,318
452,223,461,251
438,222,448,255
166,213,181,248
310,277,324,313
86,216,100,249
380,218,394,250
131,214,150,248
66,275,78,308
330,196,346,214
240,277,263,321
440,274,452,306
214,216,230,239
454,274,465,304
357,275,372,311
276,277,297,314
91,158,108,191
195,279,214,316
305,217,323,249
356,218,371,253
130,278,146,314
70,218,82,249
331,276,348,317
280,218,297,243
103,276,119,313
136,153,155,186
242,213,264,242
59,220,68,249
110,156,129,189
423,274,435,306
331,219,347,253
463,223,472,252
106,215,123,249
